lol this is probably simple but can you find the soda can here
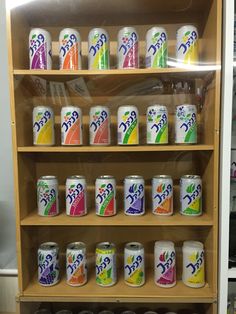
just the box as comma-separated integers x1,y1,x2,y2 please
38,242,59,286
124,242,145,287
154,241,176,288
95,242,116,286
33,106,55,146
182,241,205,288
88,28,109,70
61,106,83,145
66,176,87,216
66,242,87,286
146,27,168,68
176,25,199,64
124,176,145,216
152,175,173,216
117,106,139,145
89,106,110,145
175,104,197,144
95,176,116,216
146,105,168,144
180,175,202,216
117,27,139,69
37,176,59,216
59,28,81,70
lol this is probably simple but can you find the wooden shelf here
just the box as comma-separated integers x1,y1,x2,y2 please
20,211,213,226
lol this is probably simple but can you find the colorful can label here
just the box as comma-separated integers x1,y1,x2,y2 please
33,106,55,146
66,176,87,216
231,150,236,179
59,28,81,70
175,104,197,144
38,242,59,286
118,106,139,145
124,176,145,216
124,242,145,287
146,27,168,68
66,242,87,286
89,106,110,145
37,176,59,216
117,27,139,69
147,105,168,144
154,241,176,288
182,241,205,288
95,176,116,216
29,28,52,70
176,25,199,64
180,175,202,216
96,242,116,286
61,106,82,145
152,175,173,216
88,28,109,70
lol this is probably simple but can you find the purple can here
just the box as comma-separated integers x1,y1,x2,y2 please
124,175,145,215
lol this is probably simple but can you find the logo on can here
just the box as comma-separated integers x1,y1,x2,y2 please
118,106,139,145
146,27,168,68
117,27,139,69
89,106,110,145
88,28,109,70
152,175,173,215
37,176,59,216
175,104,197,144
124,176,145,215
66,176,87,217
95,176,116,216
96,242,116,287
180,175,202,216
33,106,55,146
61,106,82,145
147,105,168,144
176,25,199,64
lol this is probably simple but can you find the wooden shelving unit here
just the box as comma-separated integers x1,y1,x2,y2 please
7,0,221,313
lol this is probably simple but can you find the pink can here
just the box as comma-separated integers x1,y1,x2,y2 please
66,176,87,216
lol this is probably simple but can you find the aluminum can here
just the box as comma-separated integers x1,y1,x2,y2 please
182,241,205,288
124,242,145,287
117,106,139,145
146,27,168,68
124,176,145,215
176,25,199,64
37,176,59,216
66,242,87,286
152,175,173,216
180,175,202,216
29,28,52,69
61,106,83,145
88,28,109,70
38,242,59,286
95,242,116,286
175,104,197,144
154,241,176,288
146,105,168,144
66,176,87,216
117,27,139,69
95,176,116,216
89,106,110,145
59,28,81,70
33,106,55,146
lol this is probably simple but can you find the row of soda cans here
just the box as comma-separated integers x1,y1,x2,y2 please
38,241,205,289
33,104,197,146
29,25,198,70
37,174,202,217
33,310,195,314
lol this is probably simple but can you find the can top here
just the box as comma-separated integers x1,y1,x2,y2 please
155,241,175,249
97,175,115,180
125,175,144,180
147,26,167,34
78,311,94,314
181,175,201,180
89,28,108,35
177,25,197,32
96,242,115,251
125,242,143,251
39,175,57,181
33,106,52,111
118,26,137,34
67,175,85,180
176,104,196,109
153,175,172,179
90,105,109,111
183,241,204,250
98,311,114,314
118,105,137,111
30,28,51,37
61,106,81,111
67,242,86,251
59,28,80,35
147,104,167,110
39,242,58,251
121,311,136,314
143,312,158,314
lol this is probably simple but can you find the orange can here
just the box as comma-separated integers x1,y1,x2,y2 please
152,175,173,216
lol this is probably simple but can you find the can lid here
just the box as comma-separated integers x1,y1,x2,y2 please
34,105,52,110
39,242,58,250
98,311,114,314
39,176,57,180
118,26,137,33
147,104,167,110
90,105,109,112
183,241,204,250
78,311,94,314
144,312,158,314
121,311,136,314
96,242,115,250
153,175,172,179
181,175,201,180
125,175,144,180
155,241,175,249
67,242,86,251
118,105,137,111
61,106,80,111
89,28,108,35
97,175,115,180
67,175,85,180
176,104,196,109
125,242,143,251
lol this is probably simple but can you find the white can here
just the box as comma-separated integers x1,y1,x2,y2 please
182,241,205,288
175,104,197,144
176,25,199,64
152,175,173,216
61,106,83,145
117,27,139,69
146,105,168,144
96,242,116,286
88,28,109,70
89,106,110,145
33,106,55,146
180,175,202,216
37,176,59,216
66,176,87,217
154,241,176,288
95,176,116,216
124,242,145,287
59,28,81,70
117,106,139,145
124,176,145,216
29,28,52,70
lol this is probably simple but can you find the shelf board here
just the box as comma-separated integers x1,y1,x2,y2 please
228,268,236,279
20,211,213,226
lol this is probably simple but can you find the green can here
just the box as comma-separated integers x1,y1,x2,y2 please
88,28,109,70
